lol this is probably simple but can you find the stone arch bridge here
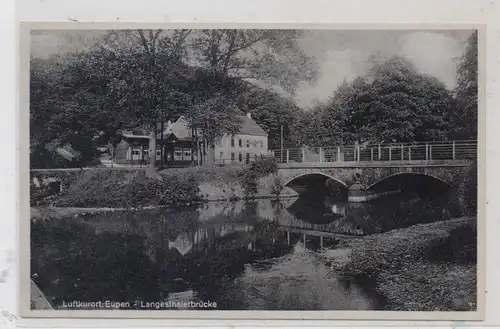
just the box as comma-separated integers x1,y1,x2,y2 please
273,141,477,199
278,160,474,193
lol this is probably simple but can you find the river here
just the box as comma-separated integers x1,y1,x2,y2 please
30,190,456,310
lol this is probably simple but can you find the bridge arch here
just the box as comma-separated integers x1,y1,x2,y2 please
365,172,450,191
283,172,348,189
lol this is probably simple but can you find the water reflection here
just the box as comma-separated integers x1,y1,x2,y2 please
31,190,455,310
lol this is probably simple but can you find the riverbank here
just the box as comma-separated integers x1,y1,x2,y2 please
32,159,295,208
321,217,477,311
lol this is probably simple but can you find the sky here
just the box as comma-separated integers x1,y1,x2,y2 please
30,29,474,109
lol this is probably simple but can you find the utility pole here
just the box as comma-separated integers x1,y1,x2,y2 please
280,124,284,163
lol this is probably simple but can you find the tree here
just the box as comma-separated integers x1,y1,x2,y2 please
452,31,478,140
340,57,454,144
95,29,192,175
188,29,319,164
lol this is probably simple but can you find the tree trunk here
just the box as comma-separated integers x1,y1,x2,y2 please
146,125,157,177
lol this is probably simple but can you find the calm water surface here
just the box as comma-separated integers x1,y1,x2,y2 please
31,191,455,310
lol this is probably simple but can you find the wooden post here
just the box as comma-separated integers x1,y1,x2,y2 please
429,145,433,160
303,234,306,247
320,236,323,249
378,144,381,160
389,146,392,161
286,149,290,163
452,141,456,160
301,147,305,163
287,231,290,245
357,144,361,162
425,143,429,160
370,148,374,161
409,147,412,161
401,144,404,161
319,147,323,163
337,146,341,162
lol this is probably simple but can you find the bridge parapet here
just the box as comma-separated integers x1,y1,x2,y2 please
272,140,477,164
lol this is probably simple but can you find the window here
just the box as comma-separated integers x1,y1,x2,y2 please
238,139,242,147
184,150,191,158
246,153,250,164
132,150,140,155
239,152,243,162
231,138,235,147
143,150,149,156
246,140,250,148
156,150,161,156
231,153,235,161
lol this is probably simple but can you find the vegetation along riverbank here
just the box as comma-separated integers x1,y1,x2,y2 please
321,216,477,311
31,157,291,208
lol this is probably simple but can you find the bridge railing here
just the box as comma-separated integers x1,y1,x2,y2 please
271,140,477,164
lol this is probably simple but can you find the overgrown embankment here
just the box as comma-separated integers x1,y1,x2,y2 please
32,157,292,208
322,217,477,311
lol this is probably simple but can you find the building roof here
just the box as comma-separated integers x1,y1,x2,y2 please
236,115,267,136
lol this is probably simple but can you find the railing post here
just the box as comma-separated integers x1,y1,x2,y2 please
409,147,412,161
370,148,374,161
401,144,404,161
286,149,290,163
429,145,432,160
452,141,456,160
378,144,381,160
357,144,360,162
425,143,429,160
337,146,341,162
319,147,323,163
301,147,305,163
389,146,392,161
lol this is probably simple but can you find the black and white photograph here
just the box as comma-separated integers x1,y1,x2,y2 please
25,26,480,315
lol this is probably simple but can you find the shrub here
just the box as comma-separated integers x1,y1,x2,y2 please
249,156,278,178
239,170,259,198
270,174,284,199
54,169,200,208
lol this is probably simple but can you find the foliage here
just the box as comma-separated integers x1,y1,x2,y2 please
451,31,478,140
54,169,200,208
239,170,259,198
269,174,285,199
248,156,278,178
328,217,476,311
463,161,478,215
188,29,319,163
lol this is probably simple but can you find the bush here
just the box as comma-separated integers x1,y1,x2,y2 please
270,174,284,199
249,156,278,178
54,169,200,208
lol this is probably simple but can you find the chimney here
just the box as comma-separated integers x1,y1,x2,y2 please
246,112,252,120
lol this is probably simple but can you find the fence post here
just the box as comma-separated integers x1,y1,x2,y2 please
378,144,381,160
389,146,392,161
452,141,456,160
425,143,429,160
286,149,290,163
401,144,404,161
370,148,374,161
357,144,360,162
337,146,341,162
409,147,412,161
301,147,305,163
319,147,323,163
429,145,432,160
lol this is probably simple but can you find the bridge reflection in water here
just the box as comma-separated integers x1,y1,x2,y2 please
31,188,455,310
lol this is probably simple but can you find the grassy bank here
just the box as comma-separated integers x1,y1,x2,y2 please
33,157,290,208
322,217,477,311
